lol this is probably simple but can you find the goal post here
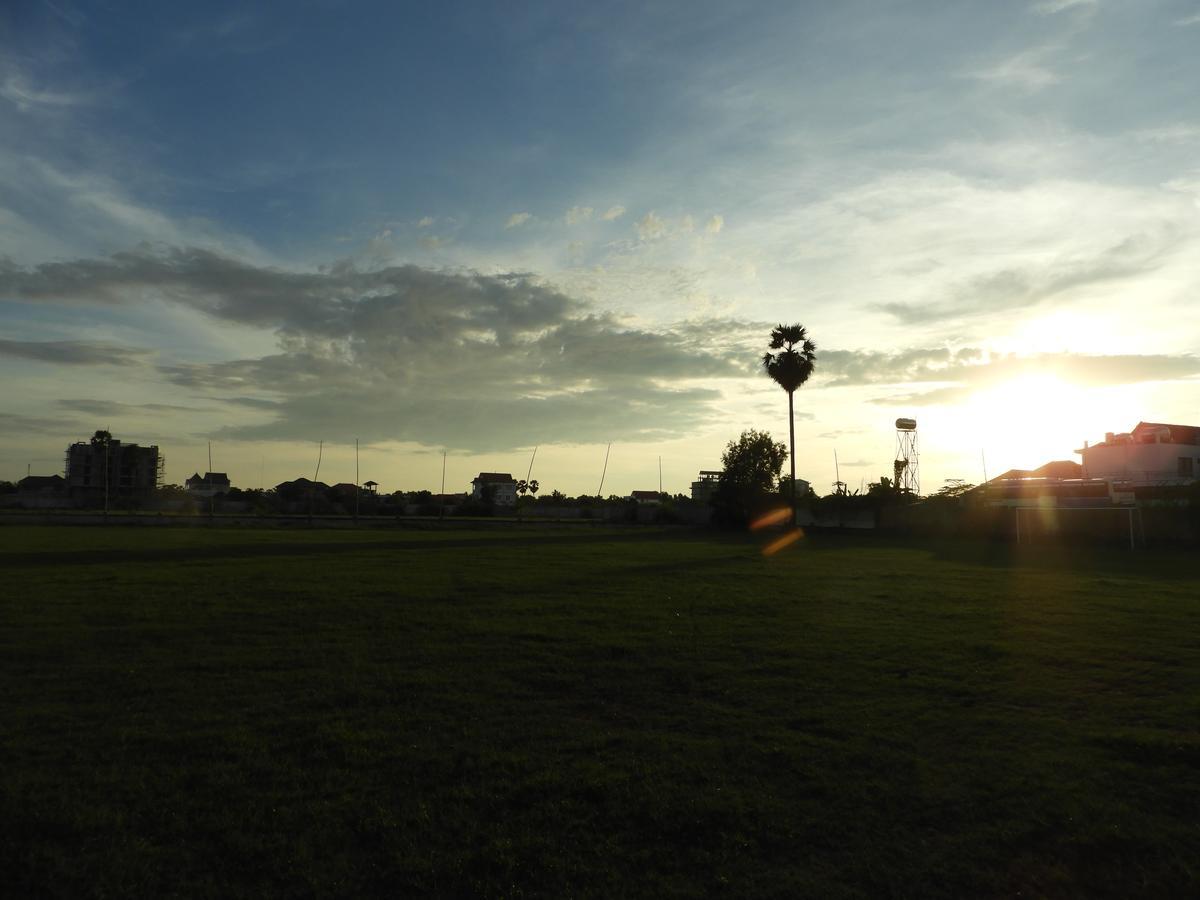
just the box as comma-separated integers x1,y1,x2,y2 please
1014,505,1141,550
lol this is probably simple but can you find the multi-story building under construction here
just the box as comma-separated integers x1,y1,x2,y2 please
64,432,164,502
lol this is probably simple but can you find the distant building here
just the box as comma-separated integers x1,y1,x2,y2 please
471,472,518,506
17,474,65,494
1079,422,1200,484
629,490,663,505
274,477,330,499
65,432,162,501
363,480,379,494
690,470,721,503
185,472,231,498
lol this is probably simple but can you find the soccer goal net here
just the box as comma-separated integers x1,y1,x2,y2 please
1014,505,1144,549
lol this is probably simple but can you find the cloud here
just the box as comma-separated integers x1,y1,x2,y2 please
0,339,151,366
705,214,724,235
601,206,626,221
2,246,757,451
564,206,593,225
636,211,668,240
821,346,1200,405
57,399,209,415
417,216,434,227
966,48,1060,91
876,227,1179,324
1176,12,1200,26
0,72,88,112
505,212,532,229
1032,0,1097,15
0,412,81,436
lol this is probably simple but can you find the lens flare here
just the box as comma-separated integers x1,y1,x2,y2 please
762,528,803,556
749,508,792,531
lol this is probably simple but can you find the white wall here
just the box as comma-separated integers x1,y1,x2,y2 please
1082,442,1200,482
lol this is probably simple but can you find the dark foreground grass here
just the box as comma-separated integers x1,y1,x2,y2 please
2,525,1198,898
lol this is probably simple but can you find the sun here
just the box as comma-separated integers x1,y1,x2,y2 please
959,374,1113,472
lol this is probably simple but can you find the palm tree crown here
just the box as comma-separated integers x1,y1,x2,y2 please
761,324,816,394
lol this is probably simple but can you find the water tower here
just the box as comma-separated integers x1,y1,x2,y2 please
894,417,919,495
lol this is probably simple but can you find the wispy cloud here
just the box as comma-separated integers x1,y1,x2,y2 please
0,73,89,111
58,399,210,415
0,339,151,367
966,47,1060,91
877,227,1180,324
601,205,626,221
819,346,1200,405
565,206,593,225
1032,0,1098,16
505,212,532,229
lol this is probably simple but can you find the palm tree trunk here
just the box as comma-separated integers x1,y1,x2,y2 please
788,390,796,526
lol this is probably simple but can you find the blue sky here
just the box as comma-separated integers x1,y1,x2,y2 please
2,0,1199,494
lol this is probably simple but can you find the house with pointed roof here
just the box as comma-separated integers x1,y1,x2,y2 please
186,471,231,498
471,472,518,506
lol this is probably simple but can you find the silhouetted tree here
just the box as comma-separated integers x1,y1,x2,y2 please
762,324,816,524
713,429,788,527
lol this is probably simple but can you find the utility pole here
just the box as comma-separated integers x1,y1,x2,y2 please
208,441,214,518
440,450,447,520
309,440,323,526
354,438,360,523
658,455,663,495
597,443,611,497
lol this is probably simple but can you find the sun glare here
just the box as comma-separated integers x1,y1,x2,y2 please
960,374,1119,472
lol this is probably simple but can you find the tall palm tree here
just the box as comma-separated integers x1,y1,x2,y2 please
762,324,817,524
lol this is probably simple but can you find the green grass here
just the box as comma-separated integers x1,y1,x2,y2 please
2,525,1198,898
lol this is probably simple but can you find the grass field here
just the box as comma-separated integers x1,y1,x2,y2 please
2,525,1198,898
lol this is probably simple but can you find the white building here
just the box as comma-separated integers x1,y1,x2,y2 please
186,471,231,498
1078,422,1200,484
471,472,518,506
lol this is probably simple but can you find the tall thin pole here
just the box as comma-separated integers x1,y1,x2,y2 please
440,450,447,520
834,449,841,490
658,456,663,495
597,443,611,497
526,446,538,483
788,390,797,525
208,441,214,517
354,438,360,523
981,449,988,484
103,438,109,518
309,440,323,525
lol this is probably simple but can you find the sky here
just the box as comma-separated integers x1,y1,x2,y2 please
2,0,1199,496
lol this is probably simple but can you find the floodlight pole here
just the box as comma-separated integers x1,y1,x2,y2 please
355,438,360,524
